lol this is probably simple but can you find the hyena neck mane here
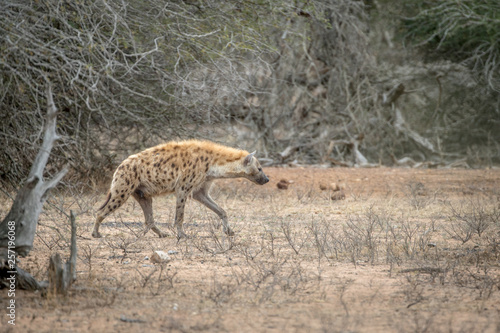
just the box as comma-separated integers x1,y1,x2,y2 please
207,158,248,180
199,141,249,180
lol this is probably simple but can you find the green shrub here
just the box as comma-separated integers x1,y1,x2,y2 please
403,0,500,90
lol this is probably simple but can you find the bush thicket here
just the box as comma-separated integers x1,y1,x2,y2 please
1,0,499,191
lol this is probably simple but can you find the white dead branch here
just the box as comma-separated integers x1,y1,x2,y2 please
394,108,436,153
0,84,71,291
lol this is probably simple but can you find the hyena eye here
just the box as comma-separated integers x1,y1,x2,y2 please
258,167,262,172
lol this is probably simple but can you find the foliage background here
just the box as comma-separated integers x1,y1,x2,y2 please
1,0,499,189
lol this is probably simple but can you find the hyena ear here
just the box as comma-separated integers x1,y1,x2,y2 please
243,151,256,166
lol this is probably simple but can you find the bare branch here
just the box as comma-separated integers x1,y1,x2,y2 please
27,84,60,182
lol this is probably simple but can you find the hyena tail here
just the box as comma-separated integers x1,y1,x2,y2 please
93,158,141,238
97,192,111,211
98,158,141,218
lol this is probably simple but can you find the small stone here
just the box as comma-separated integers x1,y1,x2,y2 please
150,251,171,264
167,250,178,255
329,190,345,200
277,179,290,190
320,182,340,191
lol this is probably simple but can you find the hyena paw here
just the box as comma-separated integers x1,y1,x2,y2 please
176,231,189,240
92,231,102,238
224,228,235,237
158,231,169,238
145,226,169,238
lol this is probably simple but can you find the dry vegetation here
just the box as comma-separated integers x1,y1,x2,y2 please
2,1,499,331
3,0,499,190
1,167,499,332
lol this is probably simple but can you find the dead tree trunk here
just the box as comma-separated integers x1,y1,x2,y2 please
0,84,68,290
48,211,77,296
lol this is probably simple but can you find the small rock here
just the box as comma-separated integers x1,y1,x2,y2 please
150,251,171,264
167,250,178,255
120,315,146,323
277,179,290,190
329,190,345,200
320,182,340,191
144,256,150,260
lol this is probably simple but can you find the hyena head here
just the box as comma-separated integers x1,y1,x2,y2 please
243,151,269,185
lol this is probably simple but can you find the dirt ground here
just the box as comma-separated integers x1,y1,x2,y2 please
2,166,500,333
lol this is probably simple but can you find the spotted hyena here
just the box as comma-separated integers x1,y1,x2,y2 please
93,140,269,239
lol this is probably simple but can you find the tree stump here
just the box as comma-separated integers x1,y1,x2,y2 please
48,211,77,296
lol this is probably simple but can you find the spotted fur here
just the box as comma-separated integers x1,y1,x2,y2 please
92,140,269,239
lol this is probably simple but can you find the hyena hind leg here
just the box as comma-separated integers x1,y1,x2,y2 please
131,189,168,238
92,215,106,238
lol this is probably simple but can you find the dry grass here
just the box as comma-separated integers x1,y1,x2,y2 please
1,167,500,332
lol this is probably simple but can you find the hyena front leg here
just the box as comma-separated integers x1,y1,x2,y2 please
193,186,234,236
131,189,168,238
173,192,189,240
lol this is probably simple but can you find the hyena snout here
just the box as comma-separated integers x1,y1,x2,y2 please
254,173,269,185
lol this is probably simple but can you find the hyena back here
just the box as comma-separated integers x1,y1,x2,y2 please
93,140,269,239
